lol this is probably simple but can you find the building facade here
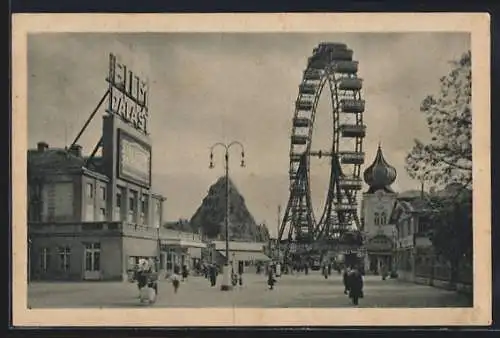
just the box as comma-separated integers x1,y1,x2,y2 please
389,195,434,281
26,54,213,282
360,145,398,274
207,241,270,273
27,113,170,281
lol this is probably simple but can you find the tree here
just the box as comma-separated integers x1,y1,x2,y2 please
427,187,473,285
405,51,472,187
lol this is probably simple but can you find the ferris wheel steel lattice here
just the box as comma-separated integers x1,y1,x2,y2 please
278,42,366,256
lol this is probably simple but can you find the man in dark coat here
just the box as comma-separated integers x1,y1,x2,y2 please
238,261,244,286
348,267,364,306
209,264,217,287
182,264,189,281
343,266,351,294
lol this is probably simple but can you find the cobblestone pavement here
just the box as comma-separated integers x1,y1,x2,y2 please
27,272,472,308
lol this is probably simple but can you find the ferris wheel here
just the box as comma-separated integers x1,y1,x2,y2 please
278,42,366,256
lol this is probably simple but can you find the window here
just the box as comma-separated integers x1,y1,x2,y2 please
374,212,380,226
84,242,101,272
99,208,106,221
141,195,147,213
86,183,94,199
140,195,148,224
100,186,106,200
154,200,161,228
128,191,137,223
115,189,123,221
129,197,135,212
58,246,71,272
40,247,50,272
380,212,387,225
116,191,122,208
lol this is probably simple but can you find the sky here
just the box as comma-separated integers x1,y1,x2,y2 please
27,32,470,237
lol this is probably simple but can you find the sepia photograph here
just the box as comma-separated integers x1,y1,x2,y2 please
11,13,490,326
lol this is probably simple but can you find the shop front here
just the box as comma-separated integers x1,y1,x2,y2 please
364,234,395,275
160,231,206,275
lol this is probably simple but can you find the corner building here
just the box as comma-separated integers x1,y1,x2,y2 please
27,113,170,281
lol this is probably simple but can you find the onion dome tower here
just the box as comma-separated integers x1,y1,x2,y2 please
363,143,397,193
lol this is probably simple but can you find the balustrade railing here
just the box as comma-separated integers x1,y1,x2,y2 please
28,221,204,242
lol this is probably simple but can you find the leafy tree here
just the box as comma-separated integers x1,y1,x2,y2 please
405,51,472,187
427,187,473,284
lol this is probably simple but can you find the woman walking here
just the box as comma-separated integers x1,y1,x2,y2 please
170,266,181,293
267,265,277,290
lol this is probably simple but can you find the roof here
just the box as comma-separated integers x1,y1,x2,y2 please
398,190,428,200
212,240,266,252
162,229,202,242
363,144,397,192
218,250,271,262
28,148,109,181
28,148,84,171
389,196,435,224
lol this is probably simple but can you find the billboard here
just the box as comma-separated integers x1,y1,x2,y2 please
117,129,152,187
106,53,149,134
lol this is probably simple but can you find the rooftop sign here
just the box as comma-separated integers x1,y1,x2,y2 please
106,53,149,134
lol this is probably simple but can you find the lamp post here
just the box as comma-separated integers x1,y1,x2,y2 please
209,141,245,291
277,205,281,263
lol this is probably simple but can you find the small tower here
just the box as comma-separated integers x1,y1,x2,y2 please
363,143,397,193
361,143,398,275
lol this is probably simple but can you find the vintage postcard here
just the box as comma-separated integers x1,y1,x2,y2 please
11,13,491,326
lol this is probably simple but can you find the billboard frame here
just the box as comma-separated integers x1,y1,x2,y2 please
116,128,152,188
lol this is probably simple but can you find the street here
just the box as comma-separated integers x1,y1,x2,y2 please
27,271,472,308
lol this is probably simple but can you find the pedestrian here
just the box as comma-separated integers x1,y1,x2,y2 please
136,259,149,295
348,267,364,306
170,270,181,293
267,266,276,290
322,263,328,279
238,261,244,286
380,263,388,281
209,263,217,287
343,266,351,295
137,259,158,304
203,263,208,279
182,264,189,282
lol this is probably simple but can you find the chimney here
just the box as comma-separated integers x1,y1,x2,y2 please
69,144,83,157
37,141,49,152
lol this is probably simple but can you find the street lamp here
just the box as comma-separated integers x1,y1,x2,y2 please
209,141,245,291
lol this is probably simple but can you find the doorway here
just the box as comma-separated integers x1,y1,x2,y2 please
84,242,101,280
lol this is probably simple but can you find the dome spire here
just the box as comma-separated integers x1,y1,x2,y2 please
363,144,397,193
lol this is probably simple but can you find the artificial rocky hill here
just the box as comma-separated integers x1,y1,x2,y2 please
189,176,270,242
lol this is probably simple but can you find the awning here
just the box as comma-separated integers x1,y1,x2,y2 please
217,250,271,262
160,238,206,248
